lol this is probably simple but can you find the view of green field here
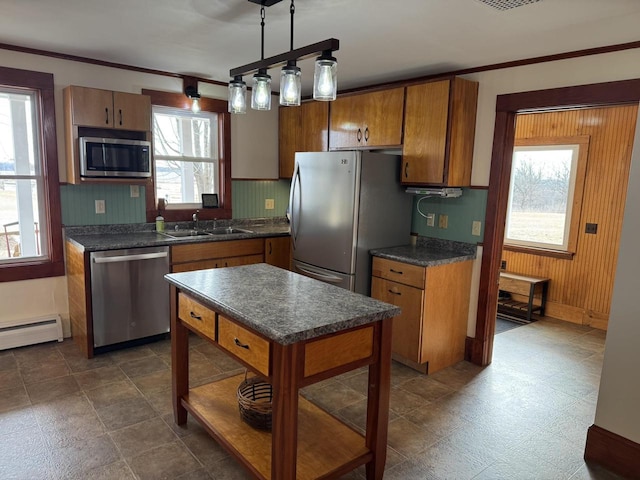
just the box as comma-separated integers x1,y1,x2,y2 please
506,211,565,245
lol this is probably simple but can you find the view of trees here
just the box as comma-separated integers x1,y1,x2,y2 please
153,110,218,205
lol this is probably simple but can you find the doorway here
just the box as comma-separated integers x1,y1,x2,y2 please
470,79,640,366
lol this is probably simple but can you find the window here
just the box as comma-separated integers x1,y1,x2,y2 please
504,137,589,254
153,106,219,208
141,89,231,222
0,67,63,282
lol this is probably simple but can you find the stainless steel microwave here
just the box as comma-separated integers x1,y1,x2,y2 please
79,137,151,178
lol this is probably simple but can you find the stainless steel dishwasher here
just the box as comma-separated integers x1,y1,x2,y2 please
90,246,170,349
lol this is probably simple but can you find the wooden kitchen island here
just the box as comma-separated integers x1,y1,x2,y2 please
165,263,400,480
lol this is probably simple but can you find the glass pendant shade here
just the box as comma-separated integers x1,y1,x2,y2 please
228,77,247,114
279,62,301,106
251,70,272,110
191,97,201,113
313,54,337,101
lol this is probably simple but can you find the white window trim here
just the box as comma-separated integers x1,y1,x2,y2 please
504,144,580,252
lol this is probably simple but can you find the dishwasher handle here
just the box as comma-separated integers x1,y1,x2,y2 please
93,251,168,264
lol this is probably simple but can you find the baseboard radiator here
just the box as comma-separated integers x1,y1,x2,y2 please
0,314,63,351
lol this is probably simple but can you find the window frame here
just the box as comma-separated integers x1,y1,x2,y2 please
503,135,590,258
141,89,231,222
0,66,64,283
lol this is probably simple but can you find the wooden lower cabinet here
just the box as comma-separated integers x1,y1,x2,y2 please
265,236,291,270
171,237,290,273
371,256,473,374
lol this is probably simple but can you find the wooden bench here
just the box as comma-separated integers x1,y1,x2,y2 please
498,272,549,322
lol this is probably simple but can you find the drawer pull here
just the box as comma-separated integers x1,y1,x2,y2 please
388,289,402,296
189,311,202,321
234,338,250,349
390,269,403,274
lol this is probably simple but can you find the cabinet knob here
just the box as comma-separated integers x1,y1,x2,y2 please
364,127,369,142
390,268,403,275
356,128,362,143
268,241,272,255
404,162,409,178
189,311,202,321
388,289,401,296
118,109,123,126
105,108,109,125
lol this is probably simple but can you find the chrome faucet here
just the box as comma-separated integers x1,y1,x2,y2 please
192,210,199,230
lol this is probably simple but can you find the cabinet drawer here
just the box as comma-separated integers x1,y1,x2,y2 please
372,257,425,289
171,239,264,265
178,293,216,339
218,316,270,376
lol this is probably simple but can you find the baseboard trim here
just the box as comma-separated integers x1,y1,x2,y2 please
585,424,640,478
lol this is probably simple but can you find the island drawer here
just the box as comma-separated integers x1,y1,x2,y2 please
178,293,216,339
218,316,270,376
372,257,425,289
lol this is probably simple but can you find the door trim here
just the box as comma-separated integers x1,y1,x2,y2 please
471,78,640,366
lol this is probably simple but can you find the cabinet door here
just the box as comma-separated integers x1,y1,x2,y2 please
301,101,329,153
360,88,404,148
402,80,450,185
329,95,363,149
68,86,114,128
265,237,291,270
279,106,300,178
113,92,151,131
371,276,424,362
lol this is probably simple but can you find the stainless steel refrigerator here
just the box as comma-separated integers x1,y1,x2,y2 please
289,151,412,295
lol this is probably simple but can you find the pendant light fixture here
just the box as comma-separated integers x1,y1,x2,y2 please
313,51,337,101
279,1,301,106
228,0,339,114
228,76,247,114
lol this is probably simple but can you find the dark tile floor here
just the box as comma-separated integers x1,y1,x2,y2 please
0,318,624,479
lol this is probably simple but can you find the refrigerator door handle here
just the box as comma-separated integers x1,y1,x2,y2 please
290,163,302,250
295,264,344,284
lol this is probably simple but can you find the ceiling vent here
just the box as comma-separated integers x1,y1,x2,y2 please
474,0,541,11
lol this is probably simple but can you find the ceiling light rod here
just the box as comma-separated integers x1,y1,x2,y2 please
229,38,339,78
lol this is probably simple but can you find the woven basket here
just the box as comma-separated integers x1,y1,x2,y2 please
237,374,273,431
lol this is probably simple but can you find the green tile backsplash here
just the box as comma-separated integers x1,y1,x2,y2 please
231,180,291,219
60,184,146,226
60,182,487,245
411,188,488,244
60,180,292,226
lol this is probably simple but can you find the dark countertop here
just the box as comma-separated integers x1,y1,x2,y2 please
371,237,477,267
65,218,290,252
165,263,400,345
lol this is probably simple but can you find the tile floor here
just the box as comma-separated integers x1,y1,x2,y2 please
0,318,624,479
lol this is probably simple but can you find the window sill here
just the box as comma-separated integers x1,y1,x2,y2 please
0,259,65,283
503,244,575,260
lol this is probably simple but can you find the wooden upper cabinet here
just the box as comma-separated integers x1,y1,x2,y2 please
329,88,404,150
65,85,151,131
402,78,478,186
279,101,329,178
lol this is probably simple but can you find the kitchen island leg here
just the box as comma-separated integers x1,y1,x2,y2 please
271,342,302,480
170,285,188,425
365,318,393,480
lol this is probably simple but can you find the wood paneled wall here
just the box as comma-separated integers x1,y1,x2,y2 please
501,105,638,329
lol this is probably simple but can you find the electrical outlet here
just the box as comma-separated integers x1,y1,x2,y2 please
130,185,140,198
438,214,448,229
585,223,598,234
472,221,482,236
265,198,275,210
426,213,435,227
95,199,105,214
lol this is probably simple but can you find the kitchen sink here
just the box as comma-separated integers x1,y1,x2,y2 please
208,227,253,235
161,230,212,238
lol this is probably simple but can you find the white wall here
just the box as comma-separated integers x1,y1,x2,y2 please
593,109,640,444
1,46,639,446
